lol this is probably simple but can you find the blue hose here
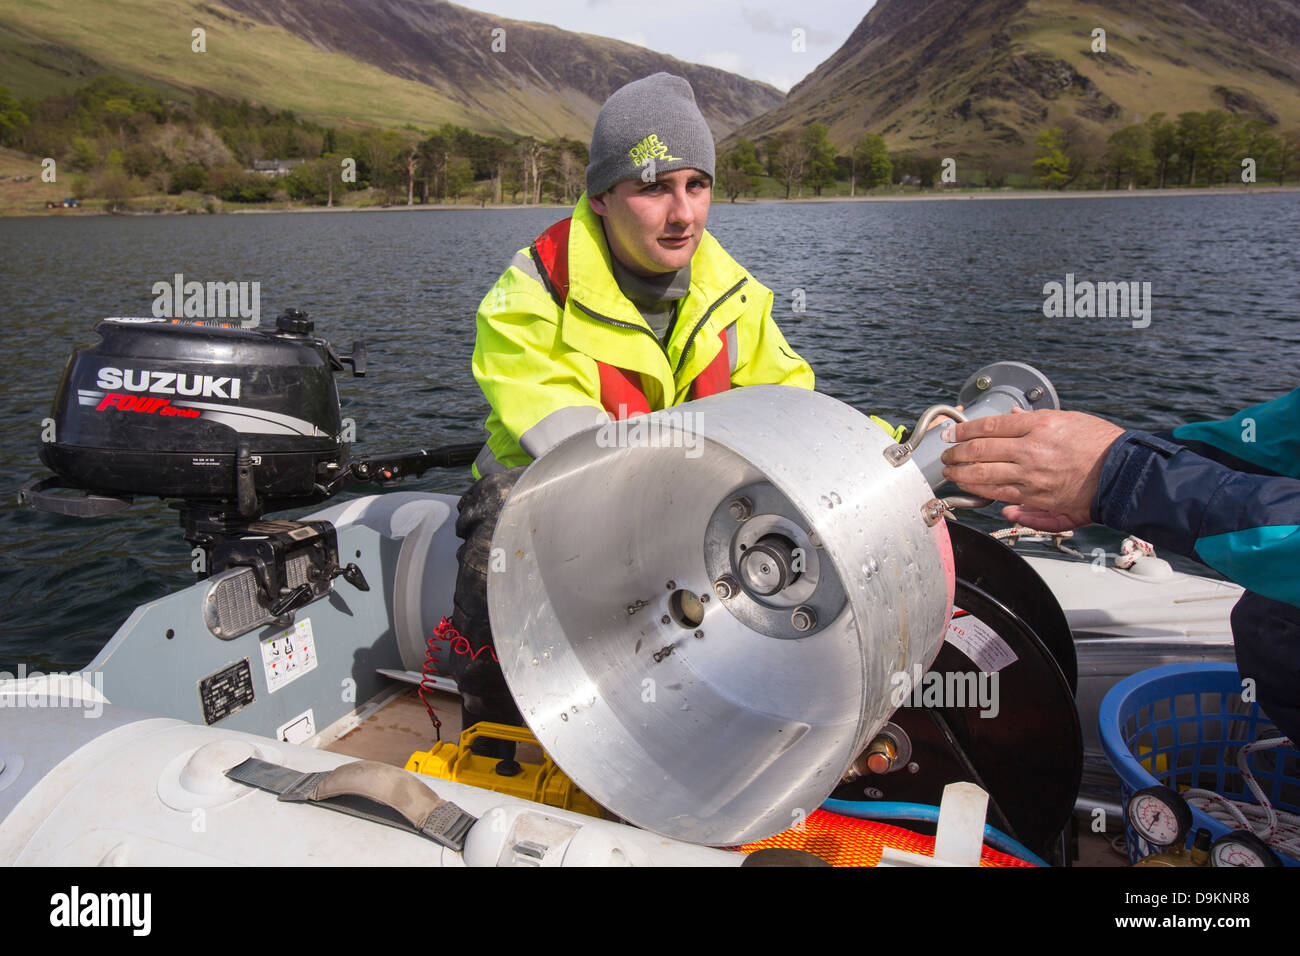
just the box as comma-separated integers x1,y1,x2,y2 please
820,798,1050,867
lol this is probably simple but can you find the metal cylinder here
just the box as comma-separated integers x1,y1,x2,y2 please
907,361,1060,487
488,385,955,846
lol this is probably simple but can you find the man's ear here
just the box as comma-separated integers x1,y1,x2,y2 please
587,191,609,216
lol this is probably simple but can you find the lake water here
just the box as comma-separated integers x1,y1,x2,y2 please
1,192,1297,671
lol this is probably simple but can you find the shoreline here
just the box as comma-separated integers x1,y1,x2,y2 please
739,185,1300,204
5,184,1298,219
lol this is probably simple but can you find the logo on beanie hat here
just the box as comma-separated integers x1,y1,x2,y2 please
628,134,682,167
587,73,715,197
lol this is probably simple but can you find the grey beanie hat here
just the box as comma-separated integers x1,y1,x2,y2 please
586,73,715,198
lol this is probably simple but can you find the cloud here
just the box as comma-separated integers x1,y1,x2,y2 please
740,6,839,45
700,50,748,75
757,73,794,93
700,50,792,92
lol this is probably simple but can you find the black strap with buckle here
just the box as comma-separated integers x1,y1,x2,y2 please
225,757,477,852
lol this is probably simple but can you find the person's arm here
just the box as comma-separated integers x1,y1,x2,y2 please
940,408,1300,608
1156,388,1300,480
1093,430,1300,607
728,284,909,442
728,283,815,391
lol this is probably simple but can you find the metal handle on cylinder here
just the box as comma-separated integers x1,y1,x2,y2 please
896,361,1061,489
888,406,994,512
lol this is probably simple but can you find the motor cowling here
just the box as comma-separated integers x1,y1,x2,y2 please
38,313,359,507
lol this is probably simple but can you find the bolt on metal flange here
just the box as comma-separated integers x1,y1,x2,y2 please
727,497,753,521
921,498,947,526
791,606,817,632
975,375,991,390
714,575,738,600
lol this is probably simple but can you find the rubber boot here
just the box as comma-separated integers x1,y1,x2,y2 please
450,467,527,759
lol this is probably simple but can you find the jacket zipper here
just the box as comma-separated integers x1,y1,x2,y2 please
674,277,747,376
573,275,748,375
571,299,663,350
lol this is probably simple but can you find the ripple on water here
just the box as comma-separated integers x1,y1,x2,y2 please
1,195,1295,668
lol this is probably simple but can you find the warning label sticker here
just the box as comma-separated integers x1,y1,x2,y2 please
260,618,318,693
945,607,1018,673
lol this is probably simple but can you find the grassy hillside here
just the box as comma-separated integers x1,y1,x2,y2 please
0,0,784,141
730,0,1300,165
1,0,486,131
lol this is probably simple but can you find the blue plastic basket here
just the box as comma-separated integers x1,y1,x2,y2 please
1099,662,1300,866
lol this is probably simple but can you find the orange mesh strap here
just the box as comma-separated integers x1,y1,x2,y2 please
738,809,1036,867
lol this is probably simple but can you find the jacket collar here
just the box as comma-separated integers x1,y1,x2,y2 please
562,195,749,403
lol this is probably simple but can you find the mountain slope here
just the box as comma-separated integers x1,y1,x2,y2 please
0,0,783,140
730,0,1300,160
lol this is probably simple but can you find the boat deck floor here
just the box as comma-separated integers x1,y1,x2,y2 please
326,686,545,766
326,685,1126,867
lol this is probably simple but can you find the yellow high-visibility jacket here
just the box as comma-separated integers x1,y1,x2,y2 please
470,194,895,477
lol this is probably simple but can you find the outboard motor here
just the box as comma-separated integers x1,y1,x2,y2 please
21,311,478,640
35,310,360,510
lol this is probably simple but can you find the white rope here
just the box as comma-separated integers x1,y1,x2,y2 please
990,524,1084,558
1114,535,1156,569
990,527,1161,567
1183,736,1300,860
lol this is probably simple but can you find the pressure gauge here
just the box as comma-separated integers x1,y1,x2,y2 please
1209,830,1283,867
1127,785,1193,848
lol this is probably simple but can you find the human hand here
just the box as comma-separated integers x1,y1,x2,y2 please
938,407,1125,528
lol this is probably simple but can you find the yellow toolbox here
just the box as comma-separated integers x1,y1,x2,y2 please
405,722,606,819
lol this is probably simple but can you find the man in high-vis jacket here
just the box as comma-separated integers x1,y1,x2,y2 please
939,392,1300,744
469,73,821,480
450,73,895,748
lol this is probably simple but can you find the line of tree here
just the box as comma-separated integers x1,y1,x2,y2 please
1035,111,1300,190
7,77,1300,207
719,128,894,202
0,77,591,208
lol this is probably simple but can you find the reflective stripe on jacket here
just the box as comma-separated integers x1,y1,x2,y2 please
471,194,816,475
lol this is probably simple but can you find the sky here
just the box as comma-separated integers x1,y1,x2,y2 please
453,1,878,93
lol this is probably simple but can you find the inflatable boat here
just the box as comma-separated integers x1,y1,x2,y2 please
1,314,1241,866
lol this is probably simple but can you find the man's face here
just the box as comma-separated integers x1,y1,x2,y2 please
588,168,712,277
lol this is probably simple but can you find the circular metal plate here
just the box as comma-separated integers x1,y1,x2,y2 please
488,386,954,845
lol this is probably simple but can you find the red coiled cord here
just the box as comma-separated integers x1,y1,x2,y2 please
419,616,500,740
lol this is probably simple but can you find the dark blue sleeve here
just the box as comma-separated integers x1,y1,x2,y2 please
1157,388,1300,480
1093,430,1300,608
